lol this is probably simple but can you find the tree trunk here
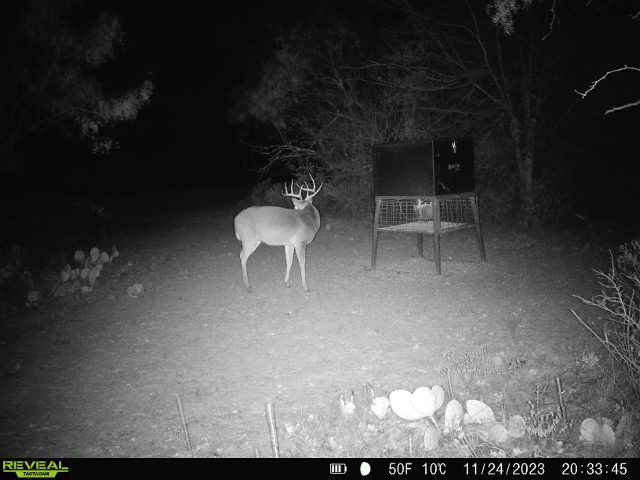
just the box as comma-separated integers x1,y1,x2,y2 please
509,115,535,221
520,148,534,217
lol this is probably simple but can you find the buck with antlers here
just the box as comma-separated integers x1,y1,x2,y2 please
234,175,323,293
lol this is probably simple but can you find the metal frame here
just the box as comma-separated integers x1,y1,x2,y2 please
370,192,486,274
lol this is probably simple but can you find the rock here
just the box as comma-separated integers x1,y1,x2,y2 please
444,399,464,433
431,385,445,410
127,284,144,297
412,387,437,417
508,415,526,438
579,418,616,445
390,390,425,421
54,283,72,297
371,397,390,419
489,423,509,443
465,400,495,424
423,426,440,451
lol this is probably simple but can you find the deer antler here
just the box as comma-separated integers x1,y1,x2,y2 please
299,174,323,201
283,180,303,199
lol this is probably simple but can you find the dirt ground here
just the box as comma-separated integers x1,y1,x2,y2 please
0,188,621,457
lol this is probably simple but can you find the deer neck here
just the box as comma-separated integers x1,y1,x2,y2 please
297,203,320,228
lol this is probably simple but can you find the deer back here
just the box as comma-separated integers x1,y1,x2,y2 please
234,203,320,247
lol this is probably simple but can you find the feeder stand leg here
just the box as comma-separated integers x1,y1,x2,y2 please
472,193,487,262
371,198,381,269
417,233,424,258
432,197,442,275
433,233,442,275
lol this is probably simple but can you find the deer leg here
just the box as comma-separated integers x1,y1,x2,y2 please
284,245,294,288
294,242,309,292
239,240,260,293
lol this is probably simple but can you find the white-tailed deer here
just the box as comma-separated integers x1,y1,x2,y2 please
234,175,322,293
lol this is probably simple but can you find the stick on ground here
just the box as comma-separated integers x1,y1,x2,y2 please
265,402,280,458
175,393,194,458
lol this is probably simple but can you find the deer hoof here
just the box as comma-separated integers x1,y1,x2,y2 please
245,285,253,293
285,281,290,288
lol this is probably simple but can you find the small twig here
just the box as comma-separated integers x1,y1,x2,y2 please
555,377,567,422
482,436,507,453
290,436,309,457
604,99,640,115
575,65,640,99
175,393,194,458
575,65,640,114
460,434,478,458
265,402,280,458
541,0,558,41
445,368,454,398
366,382,375,402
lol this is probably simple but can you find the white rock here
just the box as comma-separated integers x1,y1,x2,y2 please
489,423,509,443
341,399,356,416
465,400,496,424
444,399,464,433
579,418,616,445
601,424,616,445
60,266,70,283
127,284,144,297
579,418,600,443
99,251,110,264
370,397,390,419
27,290,41,303
423,426,440,451
89,266,101,286
431,385,445,410
390,390,425,421
508,415,526,438
412,387,436,417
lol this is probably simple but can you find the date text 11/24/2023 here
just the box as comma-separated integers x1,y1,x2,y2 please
385,461,630,477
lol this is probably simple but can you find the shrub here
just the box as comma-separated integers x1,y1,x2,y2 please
573,240,640,410
238,179,291,211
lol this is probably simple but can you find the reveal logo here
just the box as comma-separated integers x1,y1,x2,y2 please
2,460,69,478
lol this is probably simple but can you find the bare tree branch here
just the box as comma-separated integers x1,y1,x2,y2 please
576,65,640,98
541,0,558,41
604,99,640,115
575,64,640,114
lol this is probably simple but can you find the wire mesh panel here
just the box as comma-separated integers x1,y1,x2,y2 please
371,192,486,274
377,195,477,234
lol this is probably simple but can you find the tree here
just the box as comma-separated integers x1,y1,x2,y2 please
489,0,640,115
412,0,589,221
232,0,617,223
0,0,153,173
230,5,486,216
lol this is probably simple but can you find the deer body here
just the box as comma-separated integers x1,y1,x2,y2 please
234,176,322,293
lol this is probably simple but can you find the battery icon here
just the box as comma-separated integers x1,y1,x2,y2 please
330,463,347,474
